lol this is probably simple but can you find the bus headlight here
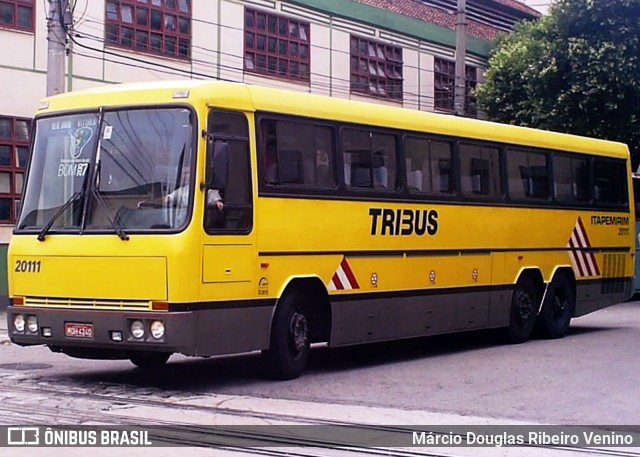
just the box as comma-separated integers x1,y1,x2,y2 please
149,320,165,340
26,315,38,333
130,320,145,339
13,314,25,333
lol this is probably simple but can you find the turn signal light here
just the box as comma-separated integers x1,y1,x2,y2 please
151,301,169,311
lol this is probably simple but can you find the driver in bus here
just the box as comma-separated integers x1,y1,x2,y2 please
138,168,224,211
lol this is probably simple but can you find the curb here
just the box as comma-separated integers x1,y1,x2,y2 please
0,311,8,343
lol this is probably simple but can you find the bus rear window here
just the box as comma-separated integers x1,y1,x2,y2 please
594,158,628,206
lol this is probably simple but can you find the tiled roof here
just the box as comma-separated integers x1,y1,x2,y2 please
352,0,540,42
490,0,541,16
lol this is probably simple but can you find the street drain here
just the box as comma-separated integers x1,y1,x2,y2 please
0,363,52,371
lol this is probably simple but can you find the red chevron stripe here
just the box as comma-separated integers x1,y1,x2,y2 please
340,257,359,289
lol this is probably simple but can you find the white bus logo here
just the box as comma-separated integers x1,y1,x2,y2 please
7,427,40,445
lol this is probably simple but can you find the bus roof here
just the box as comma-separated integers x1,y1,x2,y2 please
38,79,629,159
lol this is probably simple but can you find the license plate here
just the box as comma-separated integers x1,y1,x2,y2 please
65,323,94,339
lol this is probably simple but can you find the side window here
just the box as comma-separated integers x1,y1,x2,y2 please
594,158,628,207
507,149,549,200
259,118,336,188
205,110,252,233
553,155,590,204
342,129,397,190
459,143,501,198
405,137,453,194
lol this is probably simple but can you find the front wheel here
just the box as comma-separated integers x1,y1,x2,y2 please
506,276,538,344
263,291,310,380
130,352,171,369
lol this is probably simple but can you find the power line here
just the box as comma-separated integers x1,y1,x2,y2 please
69,32,449,105
62,4,482,112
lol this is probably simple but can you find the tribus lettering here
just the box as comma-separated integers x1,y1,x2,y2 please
369,208,439,236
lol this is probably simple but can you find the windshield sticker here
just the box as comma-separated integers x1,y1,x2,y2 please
69,127,94,159
58,160,89,177
56,126,94,177
103,125,113,140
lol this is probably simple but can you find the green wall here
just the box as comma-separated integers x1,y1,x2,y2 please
288,0,494,58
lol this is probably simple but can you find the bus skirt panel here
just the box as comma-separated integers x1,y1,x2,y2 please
5,304,273,359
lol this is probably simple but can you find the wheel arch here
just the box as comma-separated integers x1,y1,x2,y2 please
271,275,332,344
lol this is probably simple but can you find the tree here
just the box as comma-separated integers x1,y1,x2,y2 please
475,0,640,168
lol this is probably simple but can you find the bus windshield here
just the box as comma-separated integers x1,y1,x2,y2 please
17,107,195,234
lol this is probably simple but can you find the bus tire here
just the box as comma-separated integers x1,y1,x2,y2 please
263,291,310,380
507,276,538,343
130,352,171,369
536,274,575,339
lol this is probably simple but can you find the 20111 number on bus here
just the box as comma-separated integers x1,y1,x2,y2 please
15,260,42,273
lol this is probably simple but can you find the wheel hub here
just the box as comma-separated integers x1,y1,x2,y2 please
516,290,534,322
289,311,308,354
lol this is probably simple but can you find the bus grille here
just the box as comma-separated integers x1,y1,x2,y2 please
601,253,629,294
23,297,152,311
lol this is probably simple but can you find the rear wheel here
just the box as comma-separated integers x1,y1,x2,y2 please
537,274,575,339
507,276,538,343
263,291,310,380
130,352,171,369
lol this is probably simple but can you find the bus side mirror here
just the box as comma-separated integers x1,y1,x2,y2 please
206,138,228,190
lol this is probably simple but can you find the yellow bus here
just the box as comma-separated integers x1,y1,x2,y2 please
6,80,634,379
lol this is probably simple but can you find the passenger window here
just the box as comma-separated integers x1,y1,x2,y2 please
405,137,453,194
342,129,397,190
507,149,549,200
594,158,628,206
259,119,336,188
553,155,590,203
459,143,501,198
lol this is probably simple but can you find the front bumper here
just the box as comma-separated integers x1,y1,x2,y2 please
6,306,196,358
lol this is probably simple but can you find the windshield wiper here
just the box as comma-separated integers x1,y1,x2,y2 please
91,188,129,241
37,192,82,242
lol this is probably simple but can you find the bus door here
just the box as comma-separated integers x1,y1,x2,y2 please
201,110,254,288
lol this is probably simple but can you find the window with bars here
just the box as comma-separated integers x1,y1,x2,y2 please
434,58,455,111
0,0,34,32
465,66,478,117
350,36,403,100
0,116,30,223
105,0,191,60
434,57,477,115
244,8,310,82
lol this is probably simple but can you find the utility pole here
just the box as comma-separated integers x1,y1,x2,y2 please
454,0,467,116
46,0,67,96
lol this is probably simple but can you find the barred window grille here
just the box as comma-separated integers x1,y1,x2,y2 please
105,0,192,60
350,36,403,101
0,116,30,223
244,8,310,82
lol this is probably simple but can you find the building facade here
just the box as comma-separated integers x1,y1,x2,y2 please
0,0,539,303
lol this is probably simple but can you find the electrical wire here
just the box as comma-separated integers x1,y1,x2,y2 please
61,1,479,110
